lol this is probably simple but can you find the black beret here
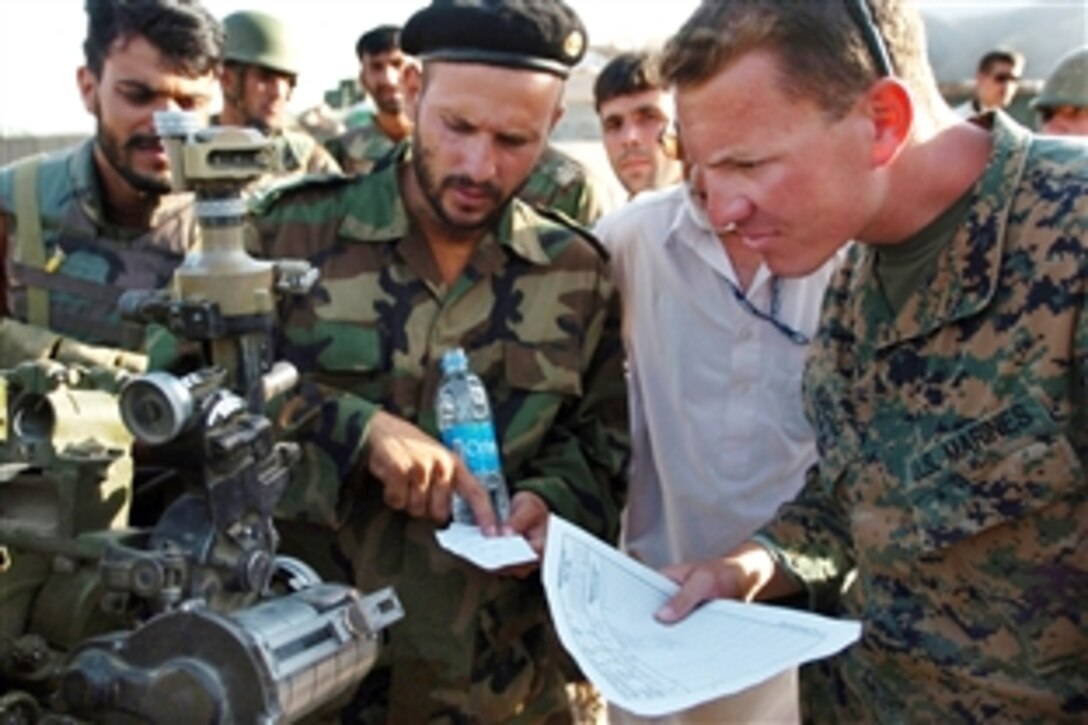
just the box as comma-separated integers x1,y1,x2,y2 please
401,0,587,78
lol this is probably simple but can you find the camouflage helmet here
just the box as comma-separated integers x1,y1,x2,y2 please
1032,46,1088,110
223,11,299,76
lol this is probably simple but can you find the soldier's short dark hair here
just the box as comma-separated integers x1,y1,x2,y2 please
357,25,401,60
593,51,663,111
977,48,1024,75
83,0,223,78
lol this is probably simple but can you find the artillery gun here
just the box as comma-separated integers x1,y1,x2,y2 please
0,113,402,723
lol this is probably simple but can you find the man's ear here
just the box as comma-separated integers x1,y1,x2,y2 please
403,62,422,120
867,78,913,168
77,66,98,115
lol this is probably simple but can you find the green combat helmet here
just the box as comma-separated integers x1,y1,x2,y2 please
1032,46,1088,111
223,10,299,76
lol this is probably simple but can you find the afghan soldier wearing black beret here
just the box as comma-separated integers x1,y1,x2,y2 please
250,0,629,721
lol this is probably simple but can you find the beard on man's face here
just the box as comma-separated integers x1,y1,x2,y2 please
95,111,172,196
411,136,509,236
374,88,404,116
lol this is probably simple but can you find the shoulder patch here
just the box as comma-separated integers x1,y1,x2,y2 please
249,172,356,215
532,204,610,262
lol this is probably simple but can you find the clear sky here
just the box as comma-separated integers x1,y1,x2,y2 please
0,0,1065,136
0,0,708,135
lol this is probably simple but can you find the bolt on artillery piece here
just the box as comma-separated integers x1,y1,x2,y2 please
0,112,402,723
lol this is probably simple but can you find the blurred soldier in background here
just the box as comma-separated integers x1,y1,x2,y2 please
954,47,1024,119
1033,46,1088,136
593,51,683,198
324,25,415,175
218,10,340,191
0,0,222,362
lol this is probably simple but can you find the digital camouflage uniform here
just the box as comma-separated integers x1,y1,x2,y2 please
519,144,609,226
0,139,196,349
323,115,398,176
250,145,629,722
757,112,1087,721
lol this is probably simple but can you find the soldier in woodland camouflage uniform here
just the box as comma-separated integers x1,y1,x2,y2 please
0,0,222,359
216,10,340,196
324,25,414,176
251,1,628,721
655,1,1086,721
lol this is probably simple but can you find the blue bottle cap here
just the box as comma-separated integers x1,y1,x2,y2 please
440,347,468,374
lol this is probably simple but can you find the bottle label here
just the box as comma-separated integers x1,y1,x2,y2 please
441,421,501,476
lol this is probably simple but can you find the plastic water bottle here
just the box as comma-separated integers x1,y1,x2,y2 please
435,347,512,525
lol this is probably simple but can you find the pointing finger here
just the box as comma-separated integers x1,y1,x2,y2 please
452,458,496,534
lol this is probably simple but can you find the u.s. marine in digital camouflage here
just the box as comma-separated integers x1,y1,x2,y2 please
653,0,1086,720
759,111,1087,720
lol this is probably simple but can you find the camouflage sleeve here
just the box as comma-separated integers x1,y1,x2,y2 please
271,380,379,527
512,276,629,542
752,463,856,612
248,193,379,528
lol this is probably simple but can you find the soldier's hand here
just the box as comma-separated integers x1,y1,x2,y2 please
655,542,786,624
366,410,496,531
506,491,549,552
495,491,549,578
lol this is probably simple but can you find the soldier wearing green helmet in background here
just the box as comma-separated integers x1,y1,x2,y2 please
217,10,340,194
1033,46,1088,136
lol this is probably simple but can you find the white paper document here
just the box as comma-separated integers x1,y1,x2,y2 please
435,522,538,571
543,515,861,718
